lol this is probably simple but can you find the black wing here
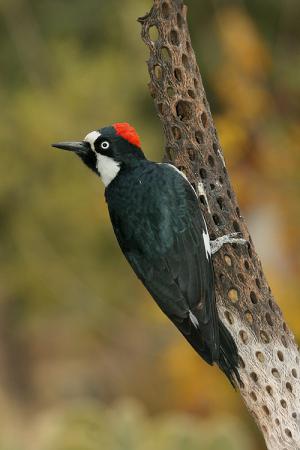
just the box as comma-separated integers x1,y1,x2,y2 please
107,163,239,383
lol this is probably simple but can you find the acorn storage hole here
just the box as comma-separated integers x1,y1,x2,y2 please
172,126,181,140
266,385,273,396
228,288,238,303
161,46,171,62
188,89,195,98
182,53,189,69
250,291,258,304
161,1,170,18
170,29,179,46
167,86,175,97
277,350,284,362
292,368,297,378
154,65,162,79
149,25,159,42
250,372,258,383
195,130,204,144
250,391,257,401
280,399,287,408
285,429,292,439
213,213,221,226
255,351,265,363
262,405,270,416
201,111,208,128
187,147,196,161
174,68,182,82
265,312,273,326
244,260,250,270
217,197,224,210
176,100,193,121
239,330,248,344
286,382,292,393
233,221,241,232
271,368,280,379
224,254,232,266
245,310,253,324
224,310,233,325
177,12,183,28
208,154,215,167
260,330,270,343
199,168,207,179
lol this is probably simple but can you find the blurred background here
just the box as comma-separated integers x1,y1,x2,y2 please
0,0,299,449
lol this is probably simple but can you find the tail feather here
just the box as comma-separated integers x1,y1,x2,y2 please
217,320,241,387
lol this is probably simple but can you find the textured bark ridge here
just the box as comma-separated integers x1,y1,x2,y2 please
138,2,300,449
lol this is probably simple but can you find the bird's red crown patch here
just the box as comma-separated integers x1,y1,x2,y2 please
113,123,141,149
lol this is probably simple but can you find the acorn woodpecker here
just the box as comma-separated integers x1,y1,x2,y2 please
52,123,240,386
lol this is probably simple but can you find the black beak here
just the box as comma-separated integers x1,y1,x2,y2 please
52,141,90,155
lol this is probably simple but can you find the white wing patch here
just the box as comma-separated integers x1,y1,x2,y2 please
95,153,120,187
189,310,199,328
84,130,101,151
202,228,211,260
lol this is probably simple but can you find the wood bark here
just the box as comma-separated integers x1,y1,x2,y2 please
138,2,300,449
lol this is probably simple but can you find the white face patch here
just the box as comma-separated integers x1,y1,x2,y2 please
84,130,101,151
202,228,211,260
95,153,120,187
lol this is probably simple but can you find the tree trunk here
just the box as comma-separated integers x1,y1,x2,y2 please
138,2,300,449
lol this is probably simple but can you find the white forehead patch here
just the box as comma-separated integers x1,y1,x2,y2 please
84,130,101,151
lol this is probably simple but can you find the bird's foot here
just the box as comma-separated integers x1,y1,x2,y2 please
210,232,247,255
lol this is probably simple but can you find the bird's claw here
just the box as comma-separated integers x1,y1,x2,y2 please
210,232,247,255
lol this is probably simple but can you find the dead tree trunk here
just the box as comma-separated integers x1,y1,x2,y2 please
138,2,300,449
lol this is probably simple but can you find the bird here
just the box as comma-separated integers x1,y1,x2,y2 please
52,122,240,386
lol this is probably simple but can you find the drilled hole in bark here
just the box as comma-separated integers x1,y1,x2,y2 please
244,260,250,270
272,368,280,379
228,288,238,303
245,310,253,324
260,331,270,343
256,351,265,363
177,13,183,28
277,350,284,361
199,195,206,206
165,147,174,160
227,189,232,199
172,126,181,140
233,221,240,232
250,372,258,383
182,53,189,69
239,356,245,368
255,278,261,289
199,168,207,179
266,385,273,396
292,412,297,419
161,47,171,62
193,78,199,89
236,207,240,217
187,147,195,161
285,429,292,438
281,399,287,408
292,368,297,378
210,183,215,190
186,40,191,53
188,89,195,98
213,213,221,226
281,335,288,348
247,242,253,258
157,103,164,114
262,405,270,415
265,313,273,326
224,255,232,266
161,2,170,18
250,291,258,304
195,130,204,144
176,100,192,121
286,382,292,393
219,176,223,184
250,391,257,401
283,322,288,333
149,25,159,41
217,197,224,210
275,418,280,425
238,273,245,283
200,112,207,128
239,330,248,344
208,155,215,167
154,65,162,79
174,68,182,82
170,29,179,46
167,86,175,97
224,311,234,326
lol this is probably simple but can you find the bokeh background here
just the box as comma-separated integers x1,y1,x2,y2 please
0,0,299,449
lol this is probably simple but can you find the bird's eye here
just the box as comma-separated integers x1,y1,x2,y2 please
100,141,110,150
